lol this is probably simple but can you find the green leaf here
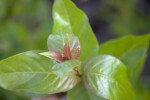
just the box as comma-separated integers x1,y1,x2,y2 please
0,87,30,100
99,34,150,80
0,51,80,94
82,55,135,100
67,81,105,100
15,90,47,98
133,79,150,100
67,82,90,100
52,0,99,62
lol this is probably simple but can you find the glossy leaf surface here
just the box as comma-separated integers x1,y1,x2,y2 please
0,51,80,94
52,0,99,62
99,34,150,79
82,55,135,100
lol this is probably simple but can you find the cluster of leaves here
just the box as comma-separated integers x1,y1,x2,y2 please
0,0,150,100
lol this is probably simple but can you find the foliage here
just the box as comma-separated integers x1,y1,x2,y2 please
52,0,99,62
82,55,134,100
0,0,149,100
99,35,150,80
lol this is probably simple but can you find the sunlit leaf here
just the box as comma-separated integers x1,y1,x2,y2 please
0,51,80,94
82,55,135,100
52,0,99,62
99,34,150,80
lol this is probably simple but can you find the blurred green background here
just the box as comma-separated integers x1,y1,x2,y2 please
0,0,150,100
0,0,52,60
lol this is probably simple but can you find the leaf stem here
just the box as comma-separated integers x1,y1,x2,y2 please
73,68,82,77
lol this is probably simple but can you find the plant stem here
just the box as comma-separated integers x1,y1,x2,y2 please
73,67,82,77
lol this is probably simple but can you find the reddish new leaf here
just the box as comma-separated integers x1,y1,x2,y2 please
69,36,81,60
42,32,81,62
63,34,72,60
39,51,63,63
